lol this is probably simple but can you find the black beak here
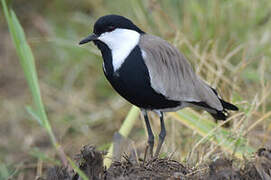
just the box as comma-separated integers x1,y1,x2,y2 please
79,34,99,45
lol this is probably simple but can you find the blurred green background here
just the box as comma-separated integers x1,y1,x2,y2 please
0,0,271,179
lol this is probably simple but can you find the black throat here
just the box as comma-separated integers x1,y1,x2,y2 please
93,40,114,75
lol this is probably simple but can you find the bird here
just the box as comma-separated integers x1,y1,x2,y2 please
79,14,238,158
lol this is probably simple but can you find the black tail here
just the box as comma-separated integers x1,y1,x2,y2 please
210,87,239,112
189,88,238,121
220,99,238,111
209,87,238,121
211,98,238,121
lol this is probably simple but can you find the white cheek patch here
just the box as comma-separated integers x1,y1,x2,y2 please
98,28,140,72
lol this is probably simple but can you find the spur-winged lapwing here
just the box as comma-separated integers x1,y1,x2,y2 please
79,15,238,157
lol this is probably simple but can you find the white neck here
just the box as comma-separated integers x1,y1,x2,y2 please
98,28,140,72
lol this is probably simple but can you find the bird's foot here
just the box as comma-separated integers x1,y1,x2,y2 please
154,140,162,158
143,144,154,163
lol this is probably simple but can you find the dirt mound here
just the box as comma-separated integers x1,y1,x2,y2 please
45,146,271,180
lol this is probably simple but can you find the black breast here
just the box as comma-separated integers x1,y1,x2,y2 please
98,43,180,110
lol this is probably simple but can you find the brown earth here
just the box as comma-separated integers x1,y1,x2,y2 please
44,145,271,180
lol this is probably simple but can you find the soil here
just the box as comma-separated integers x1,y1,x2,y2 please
44,146,271,180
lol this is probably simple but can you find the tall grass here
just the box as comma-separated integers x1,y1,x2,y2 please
1,1,92,179
1,0,55,146
0,0,70,168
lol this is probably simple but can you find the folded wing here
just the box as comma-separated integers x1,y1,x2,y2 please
139,34,223,111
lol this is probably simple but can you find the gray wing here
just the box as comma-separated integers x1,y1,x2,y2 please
139,34,223,111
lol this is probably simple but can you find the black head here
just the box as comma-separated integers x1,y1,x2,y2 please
93,14,144,35
79,15,144,45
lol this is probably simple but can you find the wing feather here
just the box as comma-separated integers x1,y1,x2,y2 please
139,34,223,110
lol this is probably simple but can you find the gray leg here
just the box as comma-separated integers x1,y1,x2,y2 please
154,112,166,157
141,110,154,158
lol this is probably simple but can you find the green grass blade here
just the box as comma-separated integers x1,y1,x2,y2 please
67,157,88,180
10,10,48,124
1,0,57,146
26,106,43,125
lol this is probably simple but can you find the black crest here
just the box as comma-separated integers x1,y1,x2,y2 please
93,14,145,35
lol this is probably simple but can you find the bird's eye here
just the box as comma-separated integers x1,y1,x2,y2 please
107,26,116,32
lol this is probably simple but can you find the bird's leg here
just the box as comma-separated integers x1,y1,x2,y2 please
154,112,166,158
142,110,154,158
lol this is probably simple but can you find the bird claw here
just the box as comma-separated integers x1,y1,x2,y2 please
143,144,154,163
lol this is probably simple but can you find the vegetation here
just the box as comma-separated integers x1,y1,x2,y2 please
0,0,270,179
